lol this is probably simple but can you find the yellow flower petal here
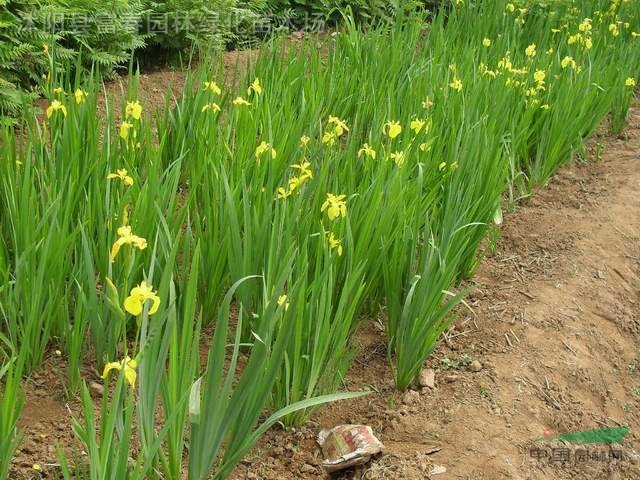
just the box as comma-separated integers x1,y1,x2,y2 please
101,360,123,380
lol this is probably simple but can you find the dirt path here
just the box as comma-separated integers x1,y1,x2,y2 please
237,110,640,480
11,97,640,478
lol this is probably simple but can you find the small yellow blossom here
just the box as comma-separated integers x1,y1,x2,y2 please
506,3,515,12
74,88,87,105
525,43,537,58
204,81,222,95
578,18,592,33
384,120,402,139
422,97,434,109
32,464,42,472
449,161,459,171
287,177,303,193
202,102,221,113
232,96,251,106
277,294,290,310
626,77,636,87
449,78,463,91
124,281,160,316
390,151,405,167
125,101,142,120
358,143,376,159
438,161,447,171
102,356,138,387
497,54,513,72
291,161,313,181
119,121,133,140
255,141,277,161
328,116,349,137
300,135,311,147
561,56,577,69
483,38,492,47
247,78,263,96
53,87,65,96
534,70,546,84
609,24,619,37
107,168,134,187
322,131,337,146
419,142,432,152
277,187,291,199
327,232,343,256
480,63,497,78
110,225,147,262
46,100,67,118
321,193,347,221
410,118,427,135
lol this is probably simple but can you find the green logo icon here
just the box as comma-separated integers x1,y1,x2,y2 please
534,426,629,445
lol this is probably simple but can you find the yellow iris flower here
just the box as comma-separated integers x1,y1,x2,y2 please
291,161,313,180
525,43,537,57
626,77,636,87
449,78,463,92
248,78,263,96
328,116,349,137
74,89,87,105
410,118,428,135
204,81,222,95
124,281,161,316
327,232,343,256
255,141,277,161
119,121,133,140
384,120,402,139
358,143,376,159
107,168,134,187
322,131,337,146
102,356,138,387
46,100,67,118
390,151,405,167
125,101,143,120
561,56,577,70
202,102,221,113
300,135,311,147
277,187,291,199
277,294,289,310
419,142,432,152
233,96,251,106
483,38,492,47
321,193,347,221
110,225,147,262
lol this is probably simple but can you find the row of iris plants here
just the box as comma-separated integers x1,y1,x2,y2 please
1,0,639,478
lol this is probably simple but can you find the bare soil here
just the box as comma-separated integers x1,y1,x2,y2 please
10,73,640,479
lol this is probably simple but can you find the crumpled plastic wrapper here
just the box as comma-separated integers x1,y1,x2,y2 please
318,424,384,472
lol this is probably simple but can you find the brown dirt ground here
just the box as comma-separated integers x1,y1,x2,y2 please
9,70,640,479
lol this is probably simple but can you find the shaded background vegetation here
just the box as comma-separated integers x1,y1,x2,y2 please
0,0,422,121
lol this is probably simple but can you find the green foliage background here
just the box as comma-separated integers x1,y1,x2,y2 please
0,0,421,119
0,0,269,120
